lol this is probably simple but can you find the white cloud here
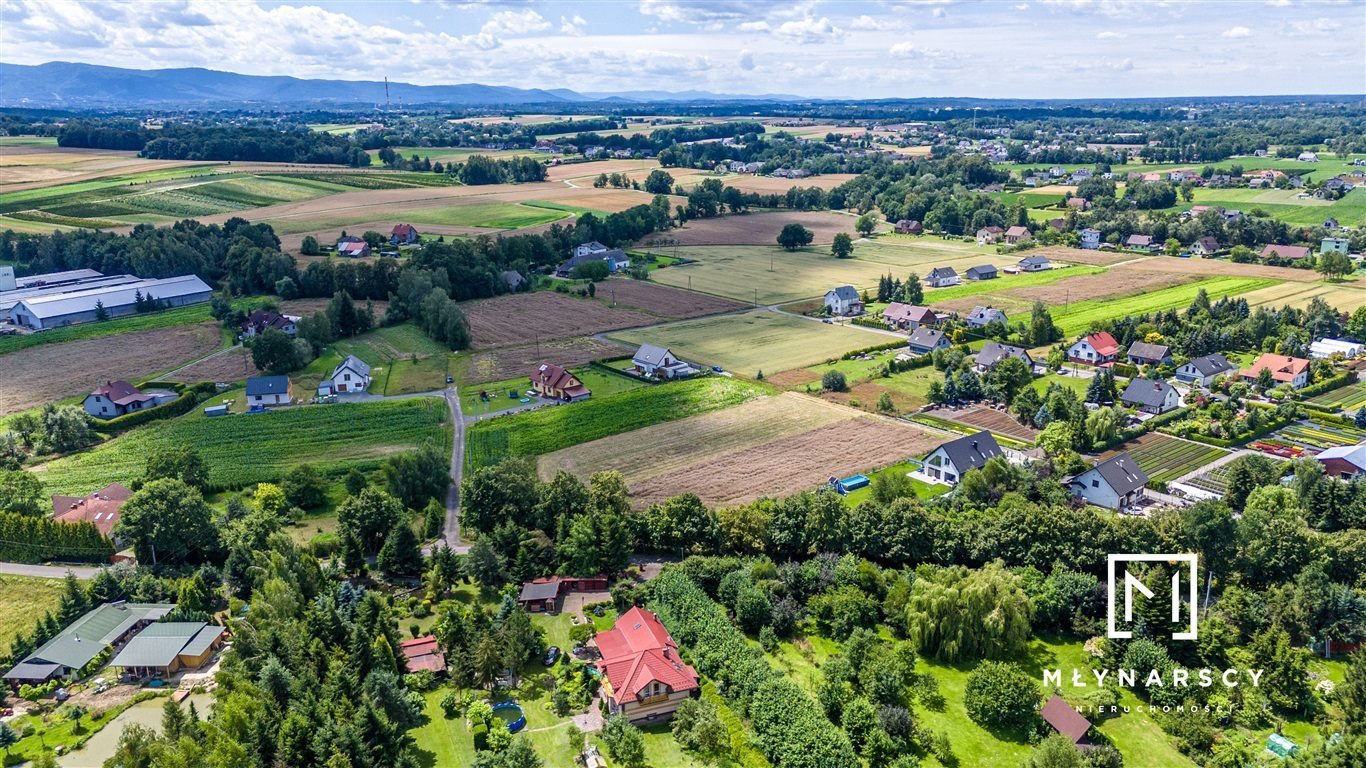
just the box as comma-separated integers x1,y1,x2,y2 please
849,15,880,30
1282,18,1340,35
737,21,769,32
1097,31,1126,39
481,9,549,36
1264,0,1291,6
559,14,586,36
637,0,752,25
889,42,919,59
1015,3,1030,10
1220,25,1252,38
738,50,755,70
774,17,842,43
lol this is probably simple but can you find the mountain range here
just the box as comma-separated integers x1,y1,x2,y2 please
0,62,801,107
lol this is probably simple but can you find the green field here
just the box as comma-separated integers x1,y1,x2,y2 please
841,461,950,504
36,396,451,493
1050,277,1279,336
263,200,568,235
0,574,65,657
610,311,888,375
924,264,1107,304
461,365,644,416
1306,381,1366,412
0,135,58,146
465,377,766,469
1111,433,1228,486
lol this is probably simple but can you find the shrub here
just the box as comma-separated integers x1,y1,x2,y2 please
964,661,1041,731
822,370,848,392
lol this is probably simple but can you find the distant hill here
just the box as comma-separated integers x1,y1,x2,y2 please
0,62,799,107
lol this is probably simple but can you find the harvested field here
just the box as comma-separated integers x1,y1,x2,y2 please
1007,268,1198,306
670,211,863,245
719,174,859,194
457,337,626,384
1119,255,1361,284
929,404,1039,442
538,392,940,508
171,347,261,384
1032,246,1138,267
465,292,655,348
548,160,657,183
0,322,222,416
529,187,662,212
594,279,749,319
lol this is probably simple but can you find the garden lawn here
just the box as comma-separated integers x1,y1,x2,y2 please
35,395,451,493
841,461,950,505
1032,372,1091,396
0,574,65,657
460,366,644,416
610,311,886,376
1049,277,1278,336
465,376,768,469
924,264,1107,303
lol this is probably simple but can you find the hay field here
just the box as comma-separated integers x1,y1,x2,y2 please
457,337,624,385
609,310,884,375
719,174,860,193
539,392,940,508
593,278,749,319
670,211,866,246
465,292,655,348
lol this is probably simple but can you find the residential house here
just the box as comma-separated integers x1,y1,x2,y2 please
109,621,226,678
1316,445,1366,480
318,355,372,396
1126,341,1172,367
399,636,447,675
895,219,923,235
1080,228,1102,249
907,327,951,356
1046,217,1068,233
633,344,692,379
246,375,292,407
4,603,173,684
336,236,370,258
974,341,1033,373
501,270,528,291
1121,379,1181,415
1125,234,1153,250
1321,237,1350,255
516,575,610,613
1261,244,1311,261
965,264,998,281
1297,152,1319,162
882,303,937,331
1065,197,1089,211
556,248,630,277
1191,237,1220,257
530,363,591,402
1240,353,1310,388
1175,354,1237,387
1068,453,1148,510
1068,332,1119,365
1004,225,1032,245
239,309,299,339
389,224,419,245
51,483,132,540
926,267,960,288
1018,255,1051,272
596,606,700,723
1323,218,1340,230
975,226,1005,246
966,305,1008,328
573,241,608,259
824,285,864,316
921,431,1004,485
83,380,177,419
1309,338,1363,359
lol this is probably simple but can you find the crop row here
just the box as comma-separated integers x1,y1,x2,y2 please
39,396,451,494
1274,421,1366,450
1306,382,1366,411
1187,454,1286,494
1124,435,1228,485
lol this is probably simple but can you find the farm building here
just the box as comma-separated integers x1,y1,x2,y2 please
516,575,610,612
0,268,147,322
907,327,951,356
399,636,447,675
109,621,226,679
530,363,591,402
975,226,1005,246
336,236,371,257
3,603,173,684
965,306,1008,328
926,267,960,288
1067,453,1148,511
240,309,299,339
632,344,693,379
501,270,528,291
974,341,1033,373
1004,226,1031,245
882,303,937,330
1176,354,1236,386
1080,228,1101,249
390,223,420,245
9,275,212,331
1121,379,1181,415
921,431,1003,486
319,355,372,395
1240,353,1310,388
0,266,103,293
1068,332,1119,366
83,380,178,419
823,285,863,316
558,242,630,276
51,482,132,540
596,606,700,724
1017,255,1051,272
1309,338,1363,359
1126,341,1172,367
965,265,998,281
1260,244,1311,261
1316,444,1366,480
246,375,293,406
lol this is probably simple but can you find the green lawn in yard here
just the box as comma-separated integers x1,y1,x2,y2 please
1032,372,1091,396
877,364,945,407
385,355,452,395
0,574,66,657
841,461,950,505
460,365,644,415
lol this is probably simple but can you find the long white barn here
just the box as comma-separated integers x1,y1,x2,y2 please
10,275,213,330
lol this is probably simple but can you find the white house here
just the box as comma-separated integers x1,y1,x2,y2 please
632,344,692,379
573,241,609,259
921,431,1003,486
824,285,863,316
83,380,177,419
965,306,1008,328
1068,332,1119,365
1017,255,1051,272
318,355,372,396
1068,453,1148,511
246,375,293,407
1080,228,1101,249
926,267,960,288
1120,379,1181,415
1175,354,1236,387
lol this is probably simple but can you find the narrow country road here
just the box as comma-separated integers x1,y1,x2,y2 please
442,387,470,553
0,562,98,579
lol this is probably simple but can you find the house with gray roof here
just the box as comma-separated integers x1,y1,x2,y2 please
824,285,863,316
921,431,1004,486
4,603,173,683
926,267,960,288
1017,255,1051,272
974,341,1034,373
246,375,292,407
319,354,372,396
1175,354,1236,387
109,621,226,678
1068,453,1148,510
1126,341,1172,367
632,344,692,379
966,306,1008,328
965,265,998,281
907,327,951,356
1121,378,1180,414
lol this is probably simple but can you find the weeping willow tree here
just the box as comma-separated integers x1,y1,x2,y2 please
905,560,1034,662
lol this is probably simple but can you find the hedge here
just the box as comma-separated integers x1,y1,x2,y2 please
95,382,214,436
588,358,663,385
838,339,907,361
1297,372,1356,400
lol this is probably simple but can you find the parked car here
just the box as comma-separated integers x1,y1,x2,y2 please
543,646,561,666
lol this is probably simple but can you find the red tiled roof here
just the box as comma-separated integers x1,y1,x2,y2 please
1240,353,1309,383
52,483,132,538
1084,332,1119,356
391,224,417,238
532,363,588,396
596,606,698,701
399,636,446,674
1260,244,1311,260
89,380,153,407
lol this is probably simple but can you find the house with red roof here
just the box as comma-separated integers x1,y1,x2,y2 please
51,483,132,541
390,224,420,245
530,363,592,402
1240,353,1310,388
1067,332,1119,366
399,636,447,675
1260,244,1311,261
82,380,177,419
595,606,699,723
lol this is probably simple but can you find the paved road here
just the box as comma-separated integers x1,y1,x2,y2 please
0,562,98,579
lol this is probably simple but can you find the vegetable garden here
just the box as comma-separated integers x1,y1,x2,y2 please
1270,419,1366,450
1185,454,1288,495
1104,433,1228,486
1305,381,1366,413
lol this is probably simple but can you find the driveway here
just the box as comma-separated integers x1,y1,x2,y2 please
0,562,98,579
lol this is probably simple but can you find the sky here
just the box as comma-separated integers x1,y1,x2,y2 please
2,0,1364,99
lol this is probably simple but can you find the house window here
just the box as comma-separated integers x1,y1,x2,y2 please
344,374,351,382
1091,479,1099,488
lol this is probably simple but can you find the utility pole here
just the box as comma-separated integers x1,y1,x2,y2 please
385,76,390,111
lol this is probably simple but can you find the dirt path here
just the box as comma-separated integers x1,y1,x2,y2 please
442,388,469,553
